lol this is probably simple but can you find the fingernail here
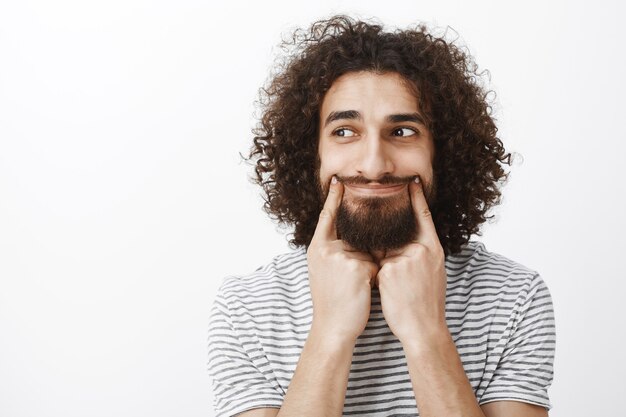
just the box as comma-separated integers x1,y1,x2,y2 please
414,176,420,184
331,176,338,184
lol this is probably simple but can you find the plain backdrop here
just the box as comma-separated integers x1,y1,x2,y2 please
0,0,624,416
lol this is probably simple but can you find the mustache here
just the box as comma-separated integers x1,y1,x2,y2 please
335,174,417,185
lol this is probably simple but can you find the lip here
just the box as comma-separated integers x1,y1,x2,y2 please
344,183,407,196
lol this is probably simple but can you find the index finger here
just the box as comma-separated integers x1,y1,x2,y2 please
311,176,344,243
409,176,439,247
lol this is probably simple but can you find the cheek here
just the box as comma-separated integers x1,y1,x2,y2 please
398,150,434,181
318,146,349,184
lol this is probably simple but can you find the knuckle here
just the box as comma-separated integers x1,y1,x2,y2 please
410,244,427,257
420,208,432,218
318,245,332,258
346,258,360,270
308,243,330,259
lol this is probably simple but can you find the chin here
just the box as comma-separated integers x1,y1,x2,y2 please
336,194,417,252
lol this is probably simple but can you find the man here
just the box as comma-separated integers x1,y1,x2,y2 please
207,15,556,417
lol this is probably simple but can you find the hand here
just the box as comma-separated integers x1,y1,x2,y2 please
376,177,449,345
306,176,380,344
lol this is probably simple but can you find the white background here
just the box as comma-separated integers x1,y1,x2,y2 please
0,0,624,416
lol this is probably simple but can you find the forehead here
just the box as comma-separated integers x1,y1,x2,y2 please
320,71,420,117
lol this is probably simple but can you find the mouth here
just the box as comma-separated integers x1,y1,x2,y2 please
344,183,407,197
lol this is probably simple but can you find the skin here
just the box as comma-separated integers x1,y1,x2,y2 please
236,71,548,417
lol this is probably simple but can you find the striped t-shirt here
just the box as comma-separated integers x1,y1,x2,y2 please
207,241,556,416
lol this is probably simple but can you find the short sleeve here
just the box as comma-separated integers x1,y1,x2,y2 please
479,273,557,410
207,278,284,417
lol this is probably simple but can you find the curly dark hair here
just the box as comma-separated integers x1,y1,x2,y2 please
249,15,512,256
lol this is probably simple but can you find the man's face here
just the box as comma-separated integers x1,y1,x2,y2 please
317,71,436,252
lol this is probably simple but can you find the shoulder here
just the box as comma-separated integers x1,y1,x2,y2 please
447,241,538,280
445,241,550,301
447,241,536,278
217,247,309,303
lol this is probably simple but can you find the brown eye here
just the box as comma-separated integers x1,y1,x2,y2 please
333,128,356,137
392,127,418,137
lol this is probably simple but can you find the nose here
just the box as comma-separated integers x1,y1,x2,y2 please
354,135,394,180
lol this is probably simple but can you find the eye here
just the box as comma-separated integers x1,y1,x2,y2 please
332,127,356,137
391,127,418,137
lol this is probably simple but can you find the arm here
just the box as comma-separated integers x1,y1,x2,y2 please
275,324,355,416
273,177,376,416
235,324,355,417
402,329,549,417
207,279,284,417
377,180,550,417
231,177,377,417
376,178,485,416
403,328,486,417
481,401,548,417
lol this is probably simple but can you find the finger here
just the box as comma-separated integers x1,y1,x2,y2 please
364,260,380,280
346,251,375,262
372,264,385,288
371,273,379,289
342,241,368,254
378,253,401,267
384,246,406,258
410,176,439,247
336,241,376,262
311,176,344,243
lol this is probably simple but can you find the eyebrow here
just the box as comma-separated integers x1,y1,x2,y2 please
323,110,426,128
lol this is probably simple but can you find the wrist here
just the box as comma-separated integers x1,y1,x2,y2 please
399,323,453,356
309,321,359,351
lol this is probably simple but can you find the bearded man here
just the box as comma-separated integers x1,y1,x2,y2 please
207,15,556,417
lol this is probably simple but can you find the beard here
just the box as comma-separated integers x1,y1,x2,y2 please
322,174,435,252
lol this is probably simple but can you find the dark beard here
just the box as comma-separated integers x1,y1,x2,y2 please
336,190,417,252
